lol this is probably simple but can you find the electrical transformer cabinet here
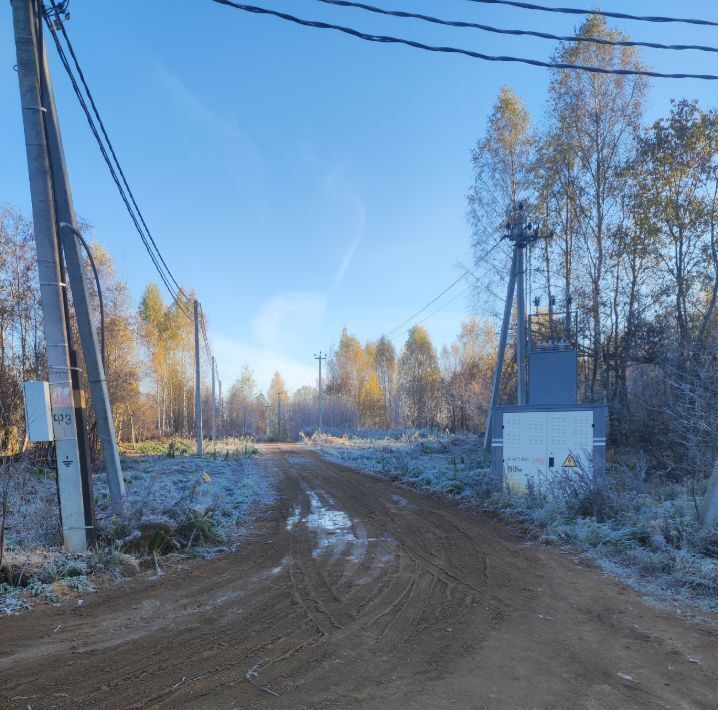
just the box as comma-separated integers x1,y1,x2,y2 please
491,404,607,493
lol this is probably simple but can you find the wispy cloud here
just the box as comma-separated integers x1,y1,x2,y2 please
320,171,366,289
211,333,314,393
149,59,264,176
334,233,362,288
251,292,327,354
151,60,231,135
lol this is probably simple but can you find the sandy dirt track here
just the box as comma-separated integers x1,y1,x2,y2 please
1,444,717,709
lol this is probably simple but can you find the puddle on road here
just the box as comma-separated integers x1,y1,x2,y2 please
285,491,360,559
390,493,415,510
305,492,354,557
286,507,301,531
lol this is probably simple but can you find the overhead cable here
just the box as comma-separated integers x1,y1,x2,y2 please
51,9,191,302
319,0,718,54
458,0,718,28
44,9,192,318
387,241,504,338
209,0,718,80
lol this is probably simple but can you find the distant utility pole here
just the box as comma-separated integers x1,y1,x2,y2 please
218,377,223,436
483,204,550,451
38,19,124,512
211,356,217,443
276,391,282,441
314,351,326,434
12,0,86,552
265,403,270,440
194,299,203,456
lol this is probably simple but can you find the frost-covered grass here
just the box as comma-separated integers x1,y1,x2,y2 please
98,445,273,555
0,438,274,615
308,432,718,613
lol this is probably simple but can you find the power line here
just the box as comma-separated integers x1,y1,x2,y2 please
390,261,504,344
209,1,718,80
391,281,472,343
318,0,718,54
387,241,504,338
50,6,190,303
459,0,718,28
198,303,213,361
387,272,471,338
44,10,192,319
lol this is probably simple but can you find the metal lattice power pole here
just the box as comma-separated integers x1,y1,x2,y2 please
38,29,125,509
194,299,203,456
11,0,86,552
314,351,326,434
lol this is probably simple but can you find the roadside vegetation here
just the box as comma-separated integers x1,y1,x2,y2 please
1,13,717,620
308,431,718,614
0,437,271,615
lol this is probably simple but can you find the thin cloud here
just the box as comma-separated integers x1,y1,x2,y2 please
211,332,314,393
251,292,327,354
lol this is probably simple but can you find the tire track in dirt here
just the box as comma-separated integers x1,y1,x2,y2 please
1,444,717,709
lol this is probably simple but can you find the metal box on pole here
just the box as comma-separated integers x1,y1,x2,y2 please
23,381,54,443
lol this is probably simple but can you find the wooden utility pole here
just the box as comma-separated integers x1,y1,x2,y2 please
11,0,86,551
194,299,203,456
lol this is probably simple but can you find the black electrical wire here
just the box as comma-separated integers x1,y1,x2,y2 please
319,0,718,54
60,223,106,368
387,271,472,337
199,304,213,361
48,2,191,306
44,13,192,319
459,0,718,28
210,1,718,80
387,241,504,338
44,18,187,315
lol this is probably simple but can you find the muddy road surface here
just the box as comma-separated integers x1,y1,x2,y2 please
2,444,717,709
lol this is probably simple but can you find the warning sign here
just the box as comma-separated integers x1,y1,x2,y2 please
562,453,578,468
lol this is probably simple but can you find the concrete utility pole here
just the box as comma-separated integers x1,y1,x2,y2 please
482,250,518,452
38,30,125,510
12,0,86,552
314,351,326,434
211,356,217,443
194,299,203,456
276,391,282,441
218,378,222,436
265,403,270,440
516,239,527,406
483,204,549,452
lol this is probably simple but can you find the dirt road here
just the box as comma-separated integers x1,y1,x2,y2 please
1,445,717,709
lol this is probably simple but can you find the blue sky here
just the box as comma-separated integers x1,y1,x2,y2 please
2,1,716,392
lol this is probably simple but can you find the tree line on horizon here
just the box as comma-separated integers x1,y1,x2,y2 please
0,14,716,484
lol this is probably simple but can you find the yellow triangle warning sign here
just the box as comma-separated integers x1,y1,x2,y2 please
562,453,578,468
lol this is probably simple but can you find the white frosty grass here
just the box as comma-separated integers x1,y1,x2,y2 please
97,450,275,546
310,431,491,499
307,431,718,613
1,442,275,615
